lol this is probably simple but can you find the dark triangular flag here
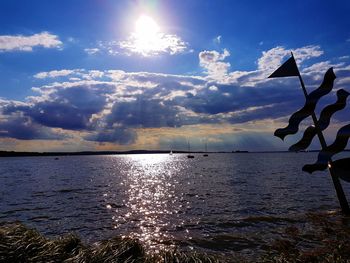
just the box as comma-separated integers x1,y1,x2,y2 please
268,56,299,78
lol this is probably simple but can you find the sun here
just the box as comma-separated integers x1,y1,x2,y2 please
135,15,160,38
119,14,186,56
129,15,165,56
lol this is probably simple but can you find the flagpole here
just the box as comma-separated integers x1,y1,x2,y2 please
291,52,350,214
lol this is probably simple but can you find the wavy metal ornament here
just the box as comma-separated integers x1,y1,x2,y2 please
274,68,336,140
289,89,350,152
303,123,350,173
331,158,350,182
269,56,350,214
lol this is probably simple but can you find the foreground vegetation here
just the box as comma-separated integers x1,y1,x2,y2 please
0,222,220,263
261,212,350,263
1,212,350,262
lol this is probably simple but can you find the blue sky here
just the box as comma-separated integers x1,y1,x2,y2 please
0,0,350,152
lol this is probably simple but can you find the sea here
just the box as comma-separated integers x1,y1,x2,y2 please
1,153,350,257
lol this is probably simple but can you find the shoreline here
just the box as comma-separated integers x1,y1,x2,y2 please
0,150,331,158
1,211,350,262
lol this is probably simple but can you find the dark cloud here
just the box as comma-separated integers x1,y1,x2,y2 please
0,116,66,140
84,128,136,144
1,49,349,148
107,97,181,128
3,85,110,130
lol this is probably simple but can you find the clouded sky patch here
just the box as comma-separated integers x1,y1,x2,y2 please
1,1,349,151
0,32,62,52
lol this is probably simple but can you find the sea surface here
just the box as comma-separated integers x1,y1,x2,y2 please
1,153,350,257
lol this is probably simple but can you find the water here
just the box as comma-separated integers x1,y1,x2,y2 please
1,153,350,257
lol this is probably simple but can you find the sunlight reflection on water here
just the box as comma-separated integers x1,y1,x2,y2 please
114,154,181,251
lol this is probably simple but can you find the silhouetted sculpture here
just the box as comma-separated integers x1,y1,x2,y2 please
269,53,350,214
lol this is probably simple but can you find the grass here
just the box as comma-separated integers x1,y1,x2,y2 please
0,222,220,262
260,212,350,263
1,211,350,262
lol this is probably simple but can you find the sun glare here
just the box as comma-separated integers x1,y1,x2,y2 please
135,15,160,37
119,14,187,56
131,15,163,56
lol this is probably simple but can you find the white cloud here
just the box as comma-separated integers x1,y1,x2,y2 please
303,61,345,73
258,45,323,73
258,46,287,72
84,48,100,55
119,33,187,56
34,70,77,79
0,32,62,52
209,85,218,91
292,45,324,63
33,69,108,81
214,35,222,44
199,49,230,81
118,15,187,56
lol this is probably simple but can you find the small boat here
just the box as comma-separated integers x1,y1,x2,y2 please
54,157,59,160
203,142,208,157
187,141,194,158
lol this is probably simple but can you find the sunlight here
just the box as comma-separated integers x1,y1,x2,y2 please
119,14,186,56
116,153,177,251
135,15,160,38
128,153,170,166
132,15,163,56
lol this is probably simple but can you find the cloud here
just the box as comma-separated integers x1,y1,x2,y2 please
0,32,62,52
84,128,136,144
84,30,187,57
302,61,345,73
214,35,222,44
0,116,66,140
118,16,187,56
199,49,230,81
33,69,108,81
107,97,181,128
3,83,112,130
34,69,77,79
84,48,100,55
119,33,187,56
2,44,350,151
258,45,323,73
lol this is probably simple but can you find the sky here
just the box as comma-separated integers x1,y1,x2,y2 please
0,0,350,152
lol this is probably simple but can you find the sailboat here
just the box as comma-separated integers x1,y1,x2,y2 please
169,150,173,155
203,142,208,157
187,141,194,158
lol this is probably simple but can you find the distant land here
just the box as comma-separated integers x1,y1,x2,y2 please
0,150,343,157
0,150,234,157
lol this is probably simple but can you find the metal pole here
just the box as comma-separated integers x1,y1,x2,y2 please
292,52,350,214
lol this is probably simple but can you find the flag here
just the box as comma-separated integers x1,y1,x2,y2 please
268,56,299,78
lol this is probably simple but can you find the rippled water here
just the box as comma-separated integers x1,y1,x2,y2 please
1,153,350,256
